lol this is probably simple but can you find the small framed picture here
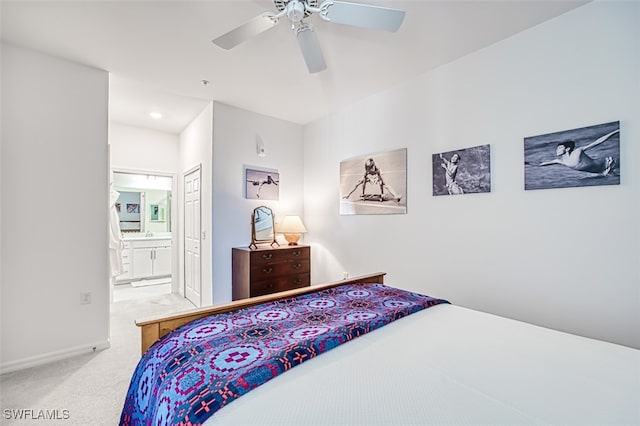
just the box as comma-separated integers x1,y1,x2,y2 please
245,166,279,200
150,204,165,222
432,145,491,196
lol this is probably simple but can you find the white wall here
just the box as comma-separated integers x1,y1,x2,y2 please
1,44,110,372
179,102,214,305
303,2,640,349
110,123,179,174
212,102,304,303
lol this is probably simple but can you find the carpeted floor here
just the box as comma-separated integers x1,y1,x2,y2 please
0,285,194,425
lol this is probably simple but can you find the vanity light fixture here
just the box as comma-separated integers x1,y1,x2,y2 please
278,216,307,245
149,112,163,120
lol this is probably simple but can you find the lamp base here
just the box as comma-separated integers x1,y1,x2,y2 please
283,233,301,245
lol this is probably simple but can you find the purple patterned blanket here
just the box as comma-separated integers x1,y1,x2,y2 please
120,283,448,425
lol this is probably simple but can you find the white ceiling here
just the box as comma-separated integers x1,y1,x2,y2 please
1,0,588,134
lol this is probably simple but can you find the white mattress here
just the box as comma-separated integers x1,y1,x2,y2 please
204,304,640,425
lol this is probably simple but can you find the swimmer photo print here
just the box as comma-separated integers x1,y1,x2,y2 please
432,144,491,196
524,121,620,191
245,166,280,200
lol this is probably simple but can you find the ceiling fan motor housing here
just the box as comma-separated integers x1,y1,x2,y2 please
274,0,319,20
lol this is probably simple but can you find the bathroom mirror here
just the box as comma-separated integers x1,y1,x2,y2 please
250,206,279,249
113,171,172,234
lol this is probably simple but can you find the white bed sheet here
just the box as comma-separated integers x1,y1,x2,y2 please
205,304,640,426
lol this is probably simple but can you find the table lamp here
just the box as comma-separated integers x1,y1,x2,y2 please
279,216,307,245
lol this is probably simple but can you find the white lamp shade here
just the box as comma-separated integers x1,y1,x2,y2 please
279,216,307,233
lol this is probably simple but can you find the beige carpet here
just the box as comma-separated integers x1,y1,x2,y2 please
0,286,194,425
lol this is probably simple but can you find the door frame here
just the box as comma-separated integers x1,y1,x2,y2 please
111,167,178,293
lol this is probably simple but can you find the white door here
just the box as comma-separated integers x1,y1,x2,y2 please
184,167,202,307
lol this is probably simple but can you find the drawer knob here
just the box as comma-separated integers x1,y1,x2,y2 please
261,253,273,260
292,263,302,270
262,267,273,274
294,278,302,285
292,250,301,256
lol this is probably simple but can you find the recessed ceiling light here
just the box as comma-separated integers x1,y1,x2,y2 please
149,112,162,120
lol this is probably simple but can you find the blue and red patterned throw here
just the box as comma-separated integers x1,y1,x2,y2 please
120,283,448,425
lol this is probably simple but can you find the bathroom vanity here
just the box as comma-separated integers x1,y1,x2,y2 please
116,236,172,283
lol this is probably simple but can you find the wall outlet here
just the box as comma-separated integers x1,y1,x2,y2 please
80,292,92,305
343,272,349,280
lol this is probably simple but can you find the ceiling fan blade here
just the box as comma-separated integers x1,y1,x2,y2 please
296,23,327,74
320,1,405,32
212,13,278,49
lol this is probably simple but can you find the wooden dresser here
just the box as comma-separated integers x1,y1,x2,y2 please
232,245,310,300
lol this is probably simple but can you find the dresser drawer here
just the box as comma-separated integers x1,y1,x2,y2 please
251,274,311,297
250,258,309,279
250,246,309,264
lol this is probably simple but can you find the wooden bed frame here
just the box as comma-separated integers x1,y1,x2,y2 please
136,272,386,354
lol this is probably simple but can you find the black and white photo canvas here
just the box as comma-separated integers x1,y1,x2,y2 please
340,148,407,215
524,121,620,190
245,167,279,200
432,145,491,196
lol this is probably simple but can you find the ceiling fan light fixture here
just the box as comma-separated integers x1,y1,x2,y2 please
286,0,306,22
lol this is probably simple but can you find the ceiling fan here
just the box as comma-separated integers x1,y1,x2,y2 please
212,0,406,74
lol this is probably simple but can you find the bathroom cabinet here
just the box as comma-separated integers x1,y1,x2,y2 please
131,239,172,279
116,238,172,282
115,241,133,282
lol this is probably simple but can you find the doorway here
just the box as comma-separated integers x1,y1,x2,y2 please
111,170,177,303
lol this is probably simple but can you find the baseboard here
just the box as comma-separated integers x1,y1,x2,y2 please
0,340,111,375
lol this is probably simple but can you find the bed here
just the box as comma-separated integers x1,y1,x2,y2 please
124,272,640,426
